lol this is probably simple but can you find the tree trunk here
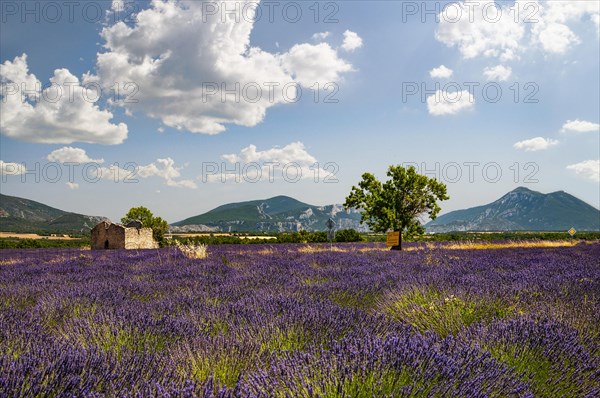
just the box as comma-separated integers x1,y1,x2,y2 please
390,231,402,251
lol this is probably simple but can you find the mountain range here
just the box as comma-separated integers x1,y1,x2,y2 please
425,187,599,232
171,195,366,232
0,194,106,234
1,187,598,234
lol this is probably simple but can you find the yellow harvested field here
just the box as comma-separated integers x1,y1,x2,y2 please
292,240,588,254
0,232,80,240
171,233,276,240
171,233,234,237
298,245,350,253
441,240,583,250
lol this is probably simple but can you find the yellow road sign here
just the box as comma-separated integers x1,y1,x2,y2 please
386,231,400,247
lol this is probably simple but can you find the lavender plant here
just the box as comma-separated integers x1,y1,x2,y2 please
0,242,598,397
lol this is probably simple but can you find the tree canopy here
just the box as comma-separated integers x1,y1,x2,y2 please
121,206,169,246
344,165,449,250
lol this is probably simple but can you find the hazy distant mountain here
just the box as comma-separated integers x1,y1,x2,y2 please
0,194,106,234
426,187,600,232
171,195,366,232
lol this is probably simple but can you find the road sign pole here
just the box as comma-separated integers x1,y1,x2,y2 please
326,218,335,251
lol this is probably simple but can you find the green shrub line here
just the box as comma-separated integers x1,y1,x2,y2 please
170,229,365,246
364,231,600,243
0,238,90,249
174,231,599,246
2,230,597,249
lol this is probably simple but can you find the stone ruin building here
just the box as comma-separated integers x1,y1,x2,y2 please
91,220,158,250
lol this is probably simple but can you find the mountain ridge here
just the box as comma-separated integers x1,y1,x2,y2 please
2,187,598,234
425,187,599,232
0,194,107,234
172,195,365,232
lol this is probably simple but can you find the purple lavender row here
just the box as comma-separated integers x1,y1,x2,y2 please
1,243,599,396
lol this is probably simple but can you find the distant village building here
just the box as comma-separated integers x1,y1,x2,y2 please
91,221,158,250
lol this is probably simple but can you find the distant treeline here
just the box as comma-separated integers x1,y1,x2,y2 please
2,230,598,249
0,238,90,249
174,229,364,245
173,230,600,246
413,231,600,242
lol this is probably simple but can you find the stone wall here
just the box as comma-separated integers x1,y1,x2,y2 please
91,222,124,249
91,221,157,250
124,227,158,249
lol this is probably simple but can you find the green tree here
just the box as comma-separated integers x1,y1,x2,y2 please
121,206,169,246
334,229,363,243
344,165,449,250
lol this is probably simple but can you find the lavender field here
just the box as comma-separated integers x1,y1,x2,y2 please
1,243,599,397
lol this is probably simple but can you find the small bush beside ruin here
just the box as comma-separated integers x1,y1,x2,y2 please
174,240,208,259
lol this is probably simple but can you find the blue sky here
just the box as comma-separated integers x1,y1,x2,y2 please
1,0,599,223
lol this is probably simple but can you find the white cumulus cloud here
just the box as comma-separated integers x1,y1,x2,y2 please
111,0,124,11
0,54,128,145
78,157,195,189
94,1,360,135
66,182,79,190
427,90,475,116
483,65,512,81
47,147,104,164
513,137,559,151
561,119,600,133
281,43,353,87
0,161,26,176
223,141,317,164
532,1,600,54
566,160,600,182
435,1,525,60
341,30,363,52
534,22,580,54
136,158,197,189
436,1,599,59
215,141,332,183
312,31,331,41
429,65,453,79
